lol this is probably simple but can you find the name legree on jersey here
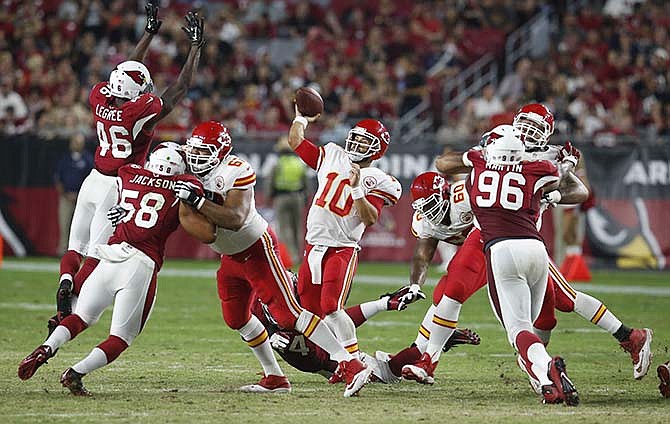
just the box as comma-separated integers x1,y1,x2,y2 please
411,180,474,245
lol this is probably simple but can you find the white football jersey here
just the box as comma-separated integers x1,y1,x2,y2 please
306,143,402,248
199,155,268,255
411,180,474,246
523,144,561,164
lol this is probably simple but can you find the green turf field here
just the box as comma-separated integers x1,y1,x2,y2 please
1,258,668,423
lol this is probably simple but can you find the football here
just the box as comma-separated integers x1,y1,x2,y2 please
295,86,324,117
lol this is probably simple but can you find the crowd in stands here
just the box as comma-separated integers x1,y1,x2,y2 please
0,0,536,142
1,1,669,146
445,0,670,145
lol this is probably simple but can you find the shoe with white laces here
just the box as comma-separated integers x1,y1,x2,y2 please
547,356,579,406
620,328,653,379
401,352,436,385
239,374,291,393
18,345,53,381
340,358,372,397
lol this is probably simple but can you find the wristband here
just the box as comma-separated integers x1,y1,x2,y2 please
546,190,562,204
293,116,308,128
350,186,364,200
194,196,206,210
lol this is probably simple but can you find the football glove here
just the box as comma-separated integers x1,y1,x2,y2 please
541,190,562,208
182,11,205,47
107,204,129,226
144,0,162,34
558,141,580,168
269,332,290,353
174,180,205,210
396,283,426,310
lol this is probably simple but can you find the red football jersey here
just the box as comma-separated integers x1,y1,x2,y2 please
89,82,163,176
108,164,202,269
464,149,558,247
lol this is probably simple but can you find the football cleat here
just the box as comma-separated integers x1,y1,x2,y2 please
18,345,53,380
517,355,542,395
340,358,372,397
657,362,670,398
60,368,92,396
547,356,579,406
443,328,481,352
620,328,653,379
401,352,436,385
379,286,410,311
361,352,400,384
541,384,564,404
239,374,291,394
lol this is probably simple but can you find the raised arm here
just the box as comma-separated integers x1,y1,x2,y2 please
436,151,471,175
128,1,162,62
288,105,321,150
148,11,205,127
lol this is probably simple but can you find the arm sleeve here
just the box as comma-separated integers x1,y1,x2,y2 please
294,139,324,170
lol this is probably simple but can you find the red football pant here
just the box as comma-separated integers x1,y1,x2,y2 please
297,243,358,317
218,230,303,330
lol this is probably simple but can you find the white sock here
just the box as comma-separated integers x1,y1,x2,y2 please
324,310,359,358
425,296,461,362
573,291,622,333
72,347,107,375
44,325,72,352
238,316,283,377
526,343,553,386
413,304,436,353
359,298,388,319
296,311,351,362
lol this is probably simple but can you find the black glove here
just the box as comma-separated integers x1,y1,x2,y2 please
107,204,129,227
182,11,205,47
174,180,205,209
145,0,162,34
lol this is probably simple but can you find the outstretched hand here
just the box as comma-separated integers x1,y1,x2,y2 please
145,0,162,34
182,11,205,47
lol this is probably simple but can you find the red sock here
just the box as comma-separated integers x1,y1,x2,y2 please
73,258,99,295
60,250,83,281
97,335,129,363
388,346,421,377
60,314,88,339
344,305,366,328
515,330,544,380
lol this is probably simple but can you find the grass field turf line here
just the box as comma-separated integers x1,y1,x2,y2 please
1,258,668,423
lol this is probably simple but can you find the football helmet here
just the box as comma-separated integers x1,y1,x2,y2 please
410,172,450,225
145,142,186,176
108,60,153,100
185,121,233,175
513,103,554,150
345,119,390,162
484,124,524,166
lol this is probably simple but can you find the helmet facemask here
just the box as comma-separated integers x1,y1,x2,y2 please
513,114,552,150
412,192,450,225
184,137,226,176
345,127,380,162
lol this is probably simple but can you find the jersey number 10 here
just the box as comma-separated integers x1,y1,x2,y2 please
314,172,354,217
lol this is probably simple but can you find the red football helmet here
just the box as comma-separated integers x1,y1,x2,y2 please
410,172,451,225
513,103,554,150
345,119,390,162
185,121,232,175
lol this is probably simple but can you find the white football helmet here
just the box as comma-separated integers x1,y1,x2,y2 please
484,125,524,166
145,142,186,176
108,60,153,100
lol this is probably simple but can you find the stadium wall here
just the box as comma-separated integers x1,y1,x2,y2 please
1,135,668,269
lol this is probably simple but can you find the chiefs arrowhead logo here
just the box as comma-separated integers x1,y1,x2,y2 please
125,70,146,85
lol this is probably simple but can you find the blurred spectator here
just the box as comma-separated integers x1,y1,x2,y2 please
0,77,28,134
471,84,504,120
267,135,309,265
55,132,93,255
497,57,532,106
